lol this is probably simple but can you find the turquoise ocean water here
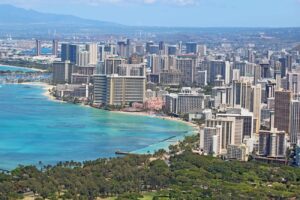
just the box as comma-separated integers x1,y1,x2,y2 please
0,65,37,72
0,83,195,170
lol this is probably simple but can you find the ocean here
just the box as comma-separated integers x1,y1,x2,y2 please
0,83,195,170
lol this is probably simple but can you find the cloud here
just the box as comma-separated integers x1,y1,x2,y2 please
64,0,200,6
0,0,200,7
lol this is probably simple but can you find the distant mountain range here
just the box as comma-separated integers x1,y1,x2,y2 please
0,4,300,43
0,4,121,27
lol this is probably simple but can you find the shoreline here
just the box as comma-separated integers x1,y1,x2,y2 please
0,64,46,72
17,82,198,129
111,110,198,129
19,82,58,102
18,82,199,154
111,111,199,154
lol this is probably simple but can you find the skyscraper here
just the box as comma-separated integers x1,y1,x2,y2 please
93,64,146,106
104,57,126,75
197,45,207,56
126,39,132,58
274,90,292,133
176,56,197,86
287,72,300,95
258,129,287,158
248,49,255,63
176,87,204,114
159,41,165,51
279,57,287,78
290,100,300,144
52,40,58,57
117,41,127,58
76,51,90,66
69,44,79,64
167,45,177,56
185,42,197,54
252,84,262,133
206,117,237,152
86,43,98,65
52,60,73,84
61,43,79,64
209,60,231,84
145,41,154,53
35,40,41,56
286,54,293,72
200,126,222,156
61,43,70,62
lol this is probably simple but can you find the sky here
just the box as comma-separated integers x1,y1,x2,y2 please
1,0,300,27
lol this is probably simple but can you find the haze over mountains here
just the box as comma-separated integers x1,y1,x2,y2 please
0,4,120,27
0,4,300,43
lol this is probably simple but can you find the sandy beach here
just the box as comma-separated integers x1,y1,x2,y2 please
19,82,199,132
112,110,199,130
15,83,198,154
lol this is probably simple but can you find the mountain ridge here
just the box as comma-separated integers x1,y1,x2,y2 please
0,4,122,27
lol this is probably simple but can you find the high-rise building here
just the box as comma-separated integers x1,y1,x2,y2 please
148,54,163,74
287,72,300,95
52,40,58,57
177,87,204,114
234,62,257,77
69,44,79,64
260,61,272,79
117,41,127,58
159,69,181,86
248,49,255,63
217,108,254,140
231,79,261,132
165,93,178,114
258,129,287,158
52,60,73,84
126,39,132,58
195,70,207,87
286,54,293,72
145,41,154,53
61,43,79,64
206,117,238,151
185,42,197,54
208,60,231,84
176,56,197,86
61,43,70,62
149,45,159,54
290,100,300,144
93,64,146,106
274,90,292,133
232,69,240,82
104,57,126,75
200,126,222,156
167,45,177,56
35,40,41,56
232,79,253,109
98,45,105,62
197,45,207,56
135,44,145,55
86,43,98,65
252,84,262,133
212,86,232,108
129,54,144,64
165,88,204,115
76,51,90,66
